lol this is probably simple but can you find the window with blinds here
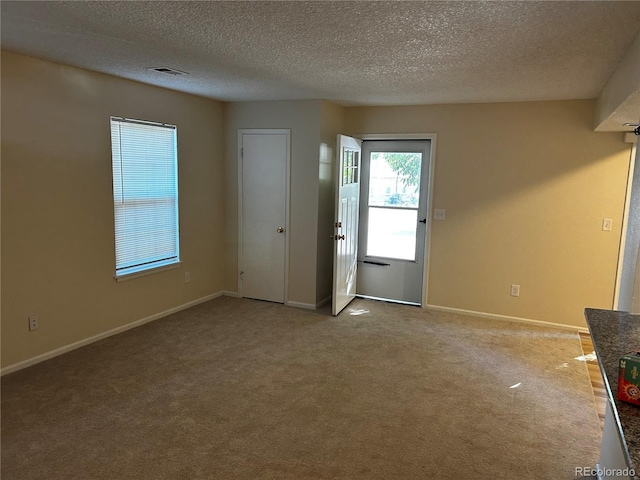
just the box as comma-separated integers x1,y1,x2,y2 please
110,117,180,278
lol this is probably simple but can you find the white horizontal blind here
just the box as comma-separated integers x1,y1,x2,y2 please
110,117,180,277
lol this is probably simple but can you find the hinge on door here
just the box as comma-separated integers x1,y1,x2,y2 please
241,148,244,158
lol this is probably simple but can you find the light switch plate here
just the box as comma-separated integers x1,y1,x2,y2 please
434,209,446,220
602,219,612,231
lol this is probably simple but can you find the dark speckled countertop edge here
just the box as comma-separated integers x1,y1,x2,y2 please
585,308,640,480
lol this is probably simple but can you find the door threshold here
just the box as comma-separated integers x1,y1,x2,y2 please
356,294,421,307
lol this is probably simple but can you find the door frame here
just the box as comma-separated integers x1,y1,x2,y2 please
355,133,437,308
237,129,291,304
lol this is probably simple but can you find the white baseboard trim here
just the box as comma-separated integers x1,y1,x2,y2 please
1,291,224,376
316,296,331,309
286,301,316,310
226,292,327,310
424,304,583,332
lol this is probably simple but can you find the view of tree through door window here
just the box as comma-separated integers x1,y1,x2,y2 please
367,152,423,260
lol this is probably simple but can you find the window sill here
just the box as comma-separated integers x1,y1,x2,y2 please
114,261,181,283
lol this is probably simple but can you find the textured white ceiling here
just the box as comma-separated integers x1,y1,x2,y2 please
2,1,640,114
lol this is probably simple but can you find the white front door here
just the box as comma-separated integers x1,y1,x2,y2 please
332,135,361,315
239,130,290,303
357,140,431,304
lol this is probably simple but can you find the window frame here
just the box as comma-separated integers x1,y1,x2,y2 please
110,116,181,281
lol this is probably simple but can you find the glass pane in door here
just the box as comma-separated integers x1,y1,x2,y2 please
367,207,418,260
368,152,421,208
366,151,422,261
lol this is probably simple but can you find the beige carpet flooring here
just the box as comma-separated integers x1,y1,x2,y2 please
2,297,601,479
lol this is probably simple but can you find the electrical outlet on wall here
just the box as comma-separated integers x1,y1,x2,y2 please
184,272,190,283
28,315,39,331
510,285,520,297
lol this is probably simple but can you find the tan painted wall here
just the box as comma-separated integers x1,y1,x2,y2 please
223,101,322,307
347,101,631,327
1,52,225,368
317,101,346,305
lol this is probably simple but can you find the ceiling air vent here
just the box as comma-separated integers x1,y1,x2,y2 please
148,66,189,76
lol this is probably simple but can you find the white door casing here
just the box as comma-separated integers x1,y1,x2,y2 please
238,129,290,303
332,135,362,315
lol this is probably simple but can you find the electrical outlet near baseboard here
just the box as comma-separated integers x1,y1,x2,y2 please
510,285,520,297
28,315,39,331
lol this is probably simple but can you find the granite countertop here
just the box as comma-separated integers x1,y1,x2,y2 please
585,308,640,479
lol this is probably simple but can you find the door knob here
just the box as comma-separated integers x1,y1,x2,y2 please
277,227,285,233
